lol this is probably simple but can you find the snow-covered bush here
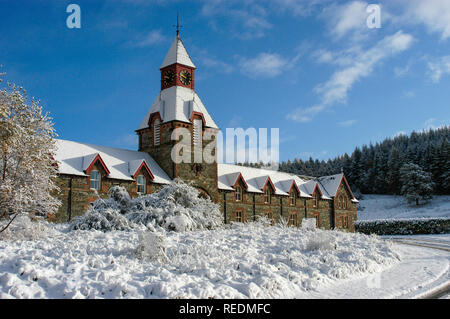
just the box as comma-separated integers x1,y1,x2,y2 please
277,216,290,228
0,214,58,241
306,232,337,251
136,229,168,262
70,206,131,232
70,180,223,232
301,218,316,231
355,217,450,235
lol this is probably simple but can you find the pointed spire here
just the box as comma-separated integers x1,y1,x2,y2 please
160,34,196,69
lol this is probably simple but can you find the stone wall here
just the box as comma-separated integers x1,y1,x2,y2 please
139,119,219,203
219,188,343,231
51,163,164,223
333,181,358,232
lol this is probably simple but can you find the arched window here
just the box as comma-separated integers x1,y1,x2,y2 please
137,175,146,195
338,196,342,209
342,196,347,209
90,170,101,190
154,118,161,146
264,188,271,204
290,190,296,206
236,186,242,201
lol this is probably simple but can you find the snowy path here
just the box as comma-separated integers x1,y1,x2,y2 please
293,237,450,299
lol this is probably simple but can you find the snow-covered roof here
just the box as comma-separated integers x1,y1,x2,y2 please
217,164,312,197
137,85,219,130
54,139,171,184
318,173,343,197
318,173,357,201
160,35,196,69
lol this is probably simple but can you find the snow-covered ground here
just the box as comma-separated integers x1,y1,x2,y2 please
357,194,450,221
297,241,449,299
0,217,402,299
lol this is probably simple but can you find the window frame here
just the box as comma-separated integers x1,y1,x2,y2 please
235,185,242,202
90,170,101,191
288,212,298,227
137,174,146,195
289,190,296,206
235,210,244,223
264,188,271,204
313,193,319,208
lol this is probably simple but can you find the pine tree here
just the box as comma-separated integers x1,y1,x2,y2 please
399,163,434,205
0,76,60,224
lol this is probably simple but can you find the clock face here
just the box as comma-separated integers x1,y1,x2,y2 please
163,70,175,86
179,70,192,86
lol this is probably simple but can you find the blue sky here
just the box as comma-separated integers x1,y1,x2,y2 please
0,0,449,162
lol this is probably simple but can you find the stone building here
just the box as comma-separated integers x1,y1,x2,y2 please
53,32,358,230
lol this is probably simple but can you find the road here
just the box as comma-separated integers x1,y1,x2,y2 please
293,234,449,299
384,235,450,299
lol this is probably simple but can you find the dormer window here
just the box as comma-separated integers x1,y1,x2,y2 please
137,175,146,195
289,190,296,206
264,188,271,204
90,170,101,191
313,193,319,208
154,118,161,146
236,186,242,202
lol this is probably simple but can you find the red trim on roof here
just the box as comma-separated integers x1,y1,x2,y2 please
190,111,206,125
288,181,300,195
312,183,323,196
84,154,110,175
132,160,154,180
148,112,162,127
262,176,276,192
337,173,356,199
232,173,248,190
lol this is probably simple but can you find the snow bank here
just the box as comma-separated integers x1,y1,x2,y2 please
0,215,58,241
70,180,223,232
0,221,401,299
357,194,450,221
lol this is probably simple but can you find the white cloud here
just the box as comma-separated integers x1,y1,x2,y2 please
134,30,166,47
338,119,357,127
287,105,325,123
403,90,416,98
406,0,450,40
239,53,290,78
427,55,450,83
201,57,234,74
288,31,414,123
323,1,369,39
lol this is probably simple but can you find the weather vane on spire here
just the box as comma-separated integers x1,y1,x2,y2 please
173,12,183,36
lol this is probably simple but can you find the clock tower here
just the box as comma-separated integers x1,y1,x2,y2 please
136,31,220,203
160,35,195,91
